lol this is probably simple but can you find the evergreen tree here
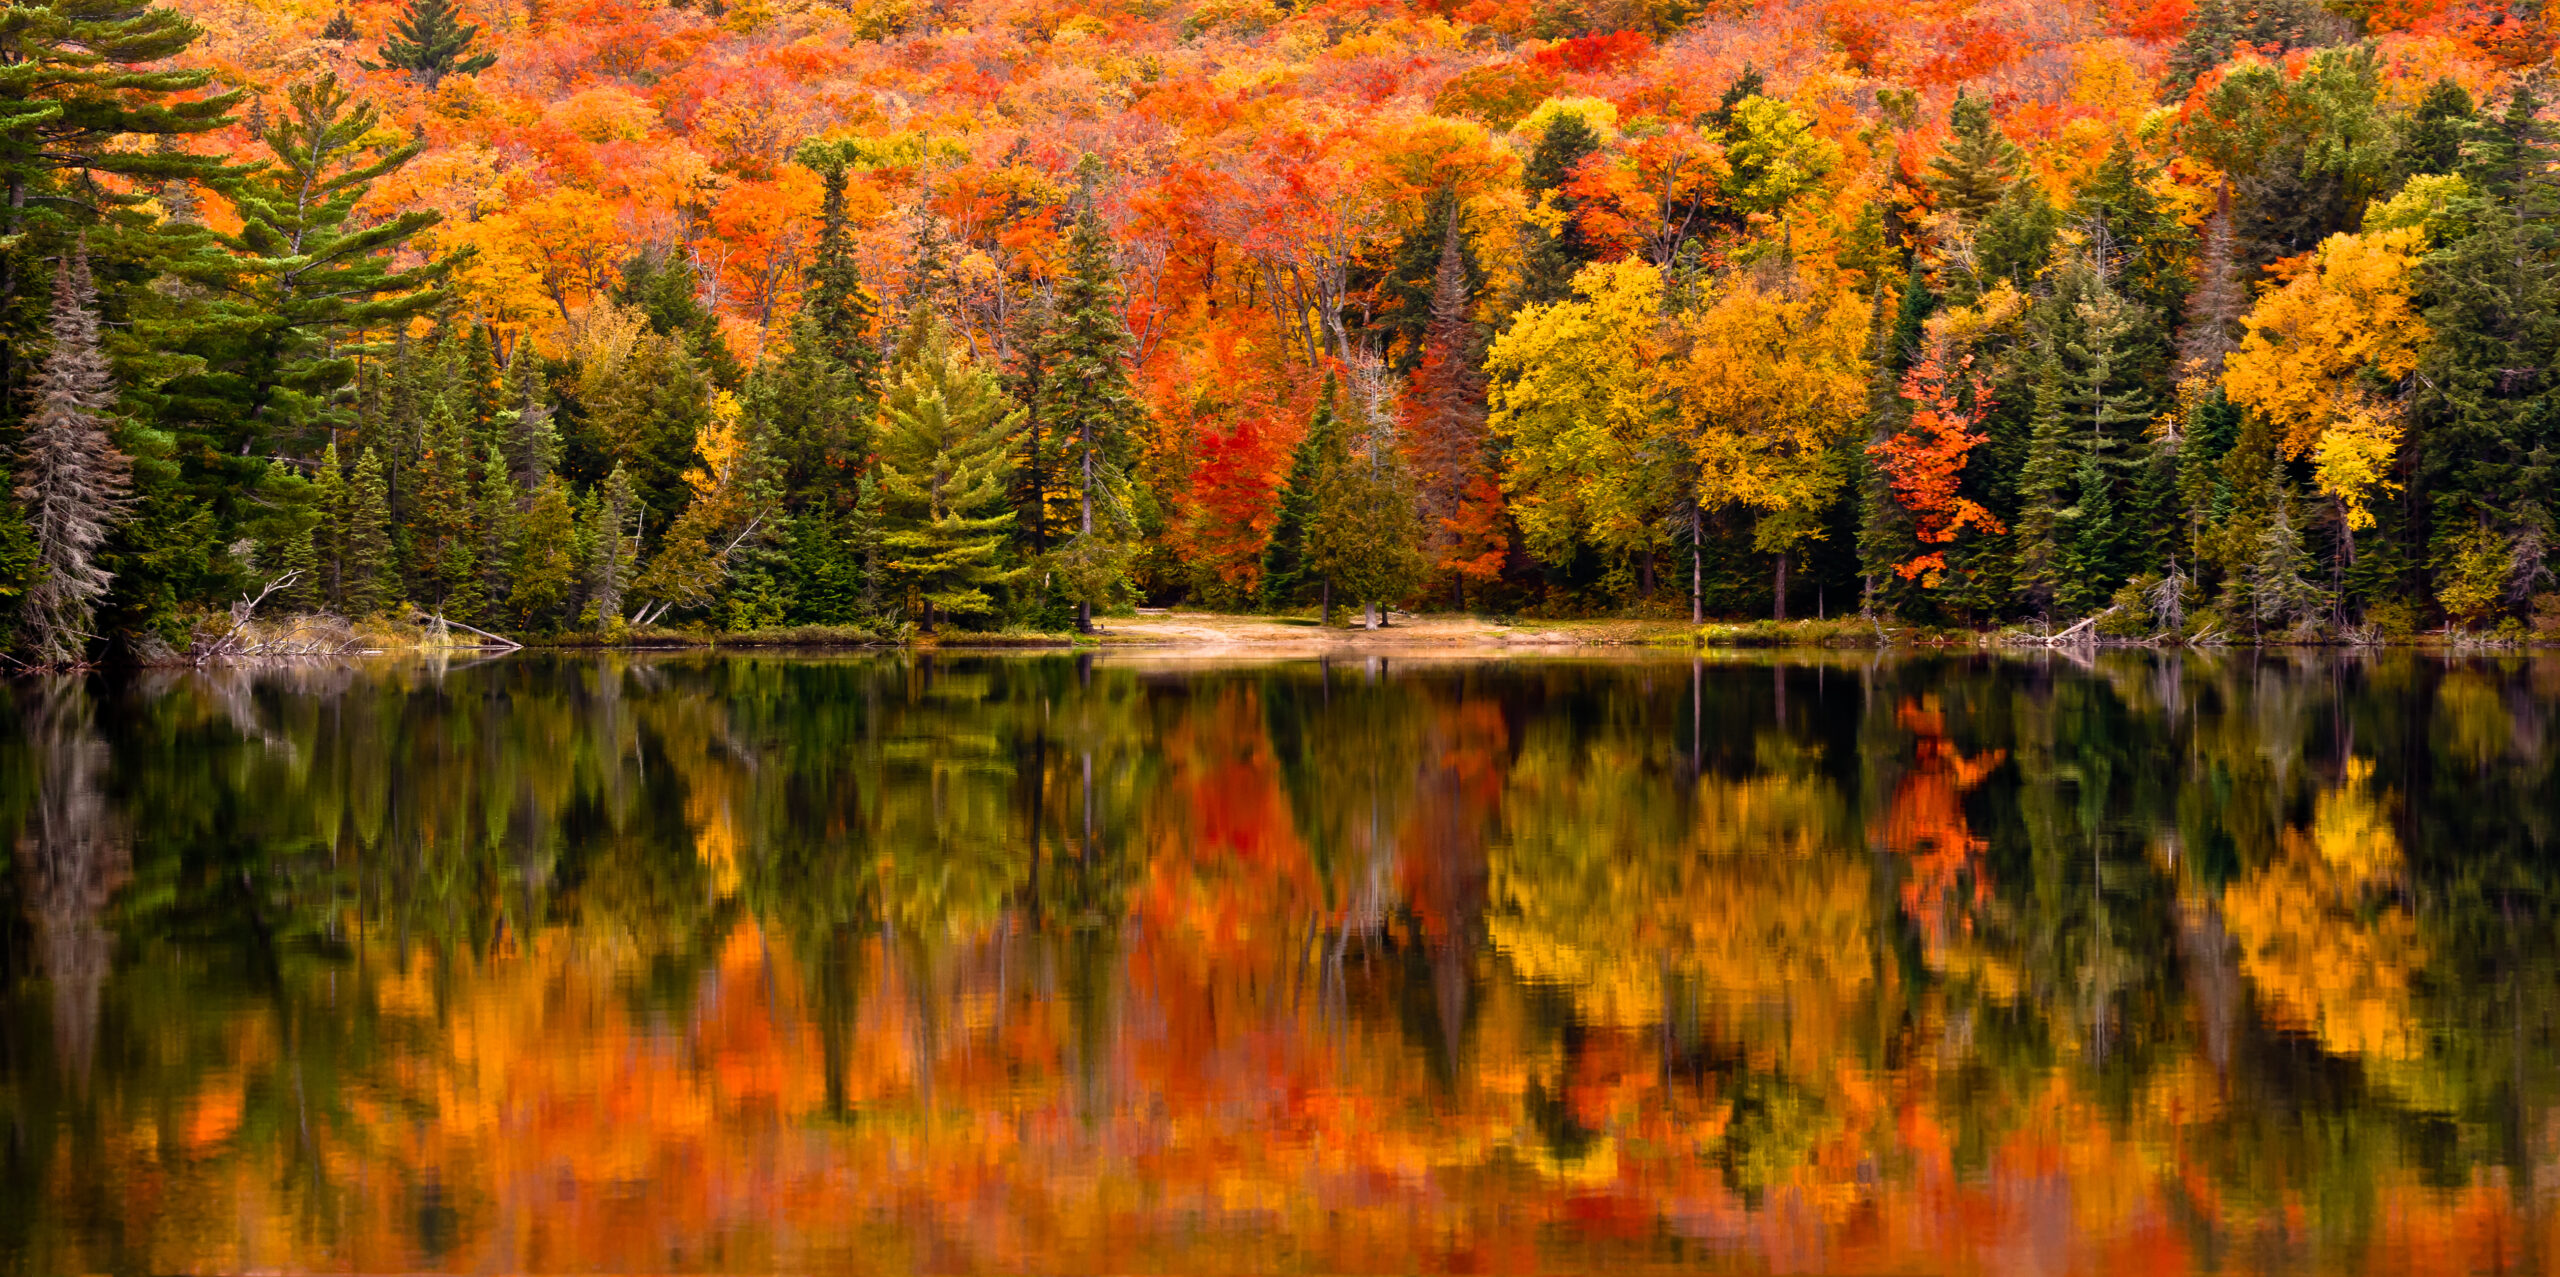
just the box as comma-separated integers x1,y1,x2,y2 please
1519,111,1605,306
586,462,639,626
1261,387,1340,614
365,0,495,87
613,252,741,388
1928,92,2026,225
14,245,128,666
152,74,452,457
2058,449,2120,615
751,317,863,511
1310,402,1428,628
321,8,358,39
512,476,577,630
499,346,559,488
2243,497,2328,635
1043,188,1145,632
310,439,347,609
1407,204,1492,605
475,442,519,621
341,445,397,616
793,148,884,394
463,322,500,439
2015,338,2073,612
0,0,238,373
876,311,1022,632
409,402,478,614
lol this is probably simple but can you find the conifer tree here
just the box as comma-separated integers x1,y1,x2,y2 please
153,74,452,455
1261,387,1340,616
1407,205,1492,606
0,0,238,361
1519,111,1605,306
499,348,559,488
1310,401,1428,629
14,245,128,666
1928,92,2026,225
2015,338,2074,612
587,463,640,626
365,0,495,87
310,439,347,609
410,402,478,614
321,8,358,39
1042,187,1145,632
475,442,519,619
342,445,398,616
793,149,884,395
513,477,577,630
877,311,1023,632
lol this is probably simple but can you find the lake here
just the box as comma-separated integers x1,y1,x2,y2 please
3,650,2555,1274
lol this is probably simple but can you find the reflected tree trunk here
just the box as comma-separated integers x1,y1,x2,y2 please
13,681,126,1094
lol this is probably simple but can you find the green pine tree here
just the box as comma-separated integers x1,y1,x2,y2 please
311,439,348,609
151,74,453,457
586,462,639,626
365,0,495,87
342,445,398,616
1043,184,1146,632
475,442,519,621
876,311,1023,632
1260,386,1340,613
1927,91,2026,225
410,401,477,614
1309,401,1429,629
512,475,578,630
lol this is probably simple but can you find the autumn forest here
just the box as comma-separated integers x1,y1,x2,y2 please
1,0,2557,657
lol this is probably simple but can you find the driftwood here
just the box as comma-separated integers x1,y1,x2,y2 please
2004,606,2117,647
185,573,373,664
412,609,525,650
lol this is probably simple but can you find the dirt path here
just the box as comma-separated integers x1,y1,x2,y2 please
1094,610,1693,653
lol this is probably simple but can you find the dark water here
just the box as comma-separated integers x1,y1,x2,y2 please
2,650,2557,1274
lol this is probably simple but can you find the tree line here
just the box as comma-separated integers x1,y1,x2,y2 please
7,0,2560,662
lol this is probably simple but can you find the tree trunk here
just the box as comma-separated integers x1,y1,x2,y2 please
1078,427,1096,634
922,598,936,636
1364,600,1378,630
1773,551,1789,621
1321,578,1332,626
1454,574,1464,612
1690,505,1703,625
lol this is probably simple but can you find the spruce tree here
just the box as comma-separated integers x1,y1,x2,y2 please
1043,188,1145,632
1927,92,2026,225
1519,111,1605,306
311,439,347,609
513,477,578,630
876,311,1023,632
1261,387,1340,614
499,347,559,488
2015,338,2073,613
14,245,128,666
342,445,397,616
475,442,519,621
794,150,883,394
410,402,478,614
1407,204,1491,604
588,462,639,625
1310,402,1428,629
366,0,495,87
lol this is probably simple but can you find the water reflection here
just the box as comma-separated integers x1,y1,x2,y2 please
3,651,2558,1273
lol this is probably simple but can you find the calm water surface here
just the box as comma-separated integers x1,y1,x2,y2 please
3,651,2557,1274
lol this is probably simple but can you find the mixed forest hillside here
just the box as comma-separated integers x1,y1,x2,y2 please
0,0,2553,656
